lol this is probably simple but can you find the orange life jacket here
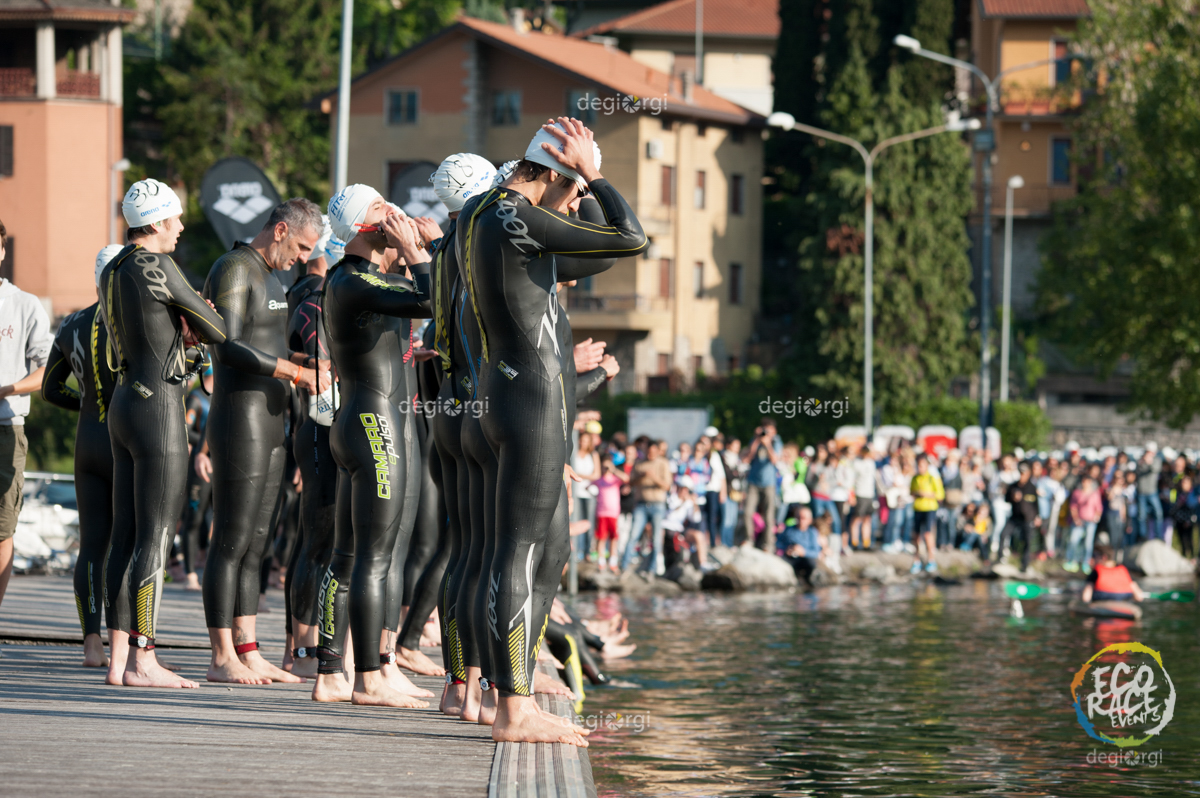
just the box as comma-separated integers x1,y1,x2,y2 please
1094,563,1134,595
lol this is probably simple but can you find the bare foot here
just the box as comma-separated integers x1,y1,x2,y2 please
241,649,303,683
601,643,637,661
533,670,576,698
312,672,353,702
396,646,445,677
352,671,430,708
460,669,483,722
477,687,497,726
493,698,588,746
105,632,129,685
207,657,272,685
381,661,435,697
124,653,199,689
184,573,201,592
82,634,109,668
157,658,182,672
257,594,271,614
440,681,466,716
290,656,320,679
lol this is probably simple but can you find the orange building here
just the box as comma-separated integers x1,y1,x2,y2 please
0,0,133,316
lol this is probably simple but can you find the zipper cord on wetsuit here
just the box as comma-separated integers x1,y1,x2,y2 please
432,236,453,378
456,281,478,402
89,308,107,423
462,188,503,363
102,246,136,381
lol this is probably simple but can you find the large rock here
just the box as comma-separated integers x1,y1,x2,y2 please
1132,540,1196,577
664,562,704,591
700,545,798,591
617,569,683,595
860,562,898,584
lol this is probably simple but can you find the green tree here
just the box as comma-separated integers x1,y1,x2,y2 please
788,46,976,419
1038,0,1200,428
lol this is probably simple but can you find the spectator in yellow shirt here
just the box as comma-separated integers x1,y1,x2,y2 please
909,456,945,574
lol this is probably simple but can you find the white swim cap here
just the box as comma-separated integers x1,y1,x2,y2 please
430,154,498,213
122,178,183,227
325,234,346,264
523,123,602,189
495,160,519,186
386,202,406,218
95,244,125,286
327,184,381,243
313,214,332,256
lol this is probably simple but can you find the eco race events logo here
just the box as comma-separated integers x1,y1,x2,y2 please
1071,642,1175,761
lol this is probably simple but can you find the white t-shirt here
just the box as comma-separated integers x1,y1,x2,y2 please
706,451,726,494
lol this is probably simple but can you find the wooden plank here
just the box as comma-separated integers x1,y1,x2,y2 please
487,664,597,798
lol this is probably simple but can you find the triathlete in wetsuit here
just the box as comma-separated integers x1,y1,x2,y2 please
201,198,324,685
99,178,228,689
40,245,124,668
284,266,335,678
177,369,213,590
312,186,433,707
458,119,645,743
395,320,449,677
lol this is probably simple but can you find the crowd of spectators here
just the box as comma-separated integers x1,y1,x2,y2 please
569,413,1200,583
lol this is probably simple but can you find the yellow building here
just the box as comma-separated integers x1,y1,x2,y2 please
327,15,765,393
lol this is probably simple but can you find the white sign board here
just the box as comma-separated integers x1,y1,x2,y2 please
627,408,710,454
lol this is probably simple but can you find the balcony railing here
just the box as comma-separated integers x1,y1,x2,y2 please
998,87,1081,116
0,68,36,98
57,72,100,98
566,293,670,313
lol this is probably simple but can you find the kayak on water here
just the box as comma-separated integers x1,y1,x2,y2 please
1068,599,1142,620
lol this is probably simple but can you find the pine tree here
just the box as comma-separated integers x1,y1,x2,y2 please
770,1,976,417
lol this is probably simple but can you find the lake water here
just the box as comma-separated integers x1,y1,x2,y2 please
568,580,1199,798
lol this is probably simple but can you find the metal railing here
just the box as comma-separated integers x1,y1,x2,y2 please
0,68,36,97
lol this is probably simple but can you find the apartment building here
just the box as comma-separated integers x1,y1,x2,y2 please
576,0,778,116
327,15,765,394
0,0,133,315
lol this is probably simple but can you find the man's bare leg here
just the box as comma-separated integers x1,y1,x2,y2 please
282,630,295,671
206,627,270,684
287,621,320,678
379,629,434,697
82,633,108,668
234,615,302,682
493,694,589,746
441,680,466,716
460,666,483,722
477,685,498,725
0,538,12,609
124,646,199,688
105,629,129,685
352,668,430,708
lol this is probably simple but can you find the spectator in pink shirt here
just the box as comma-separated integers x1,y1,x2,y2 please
593,452,628,571
1065,477,1103,573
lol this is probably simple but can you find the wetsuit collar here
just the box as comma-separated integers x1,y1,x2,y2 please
341,253,380,274
233,241,271,272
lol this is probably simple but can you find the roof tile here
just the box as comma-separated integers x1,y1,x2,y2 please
578,0,779,39
980,0,1089,18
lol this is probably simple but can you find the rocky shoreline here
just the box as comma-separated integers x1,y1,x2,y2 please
571,540,1199,595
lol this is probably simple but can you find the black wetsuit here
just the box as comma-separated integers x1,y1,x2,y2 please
316,254,431,674
428,224,474,681
41,303,119,638
458,181,645,695
98,245,228,644
397,322,447,653
287,276,337,635
201,244,290,630
178,385,212,575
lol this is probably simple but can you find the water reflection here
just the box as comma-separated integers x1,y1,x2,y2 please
570,580,1199,797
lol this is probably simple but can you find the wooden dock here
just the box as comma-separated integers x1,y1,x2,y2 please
0,575,596,798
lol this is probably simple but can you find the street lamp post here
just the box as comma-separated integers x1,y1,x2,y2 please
894,35,999,432
893,38,1080,427
334,0,354,192
767,111,980,435
999,174,1024,402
